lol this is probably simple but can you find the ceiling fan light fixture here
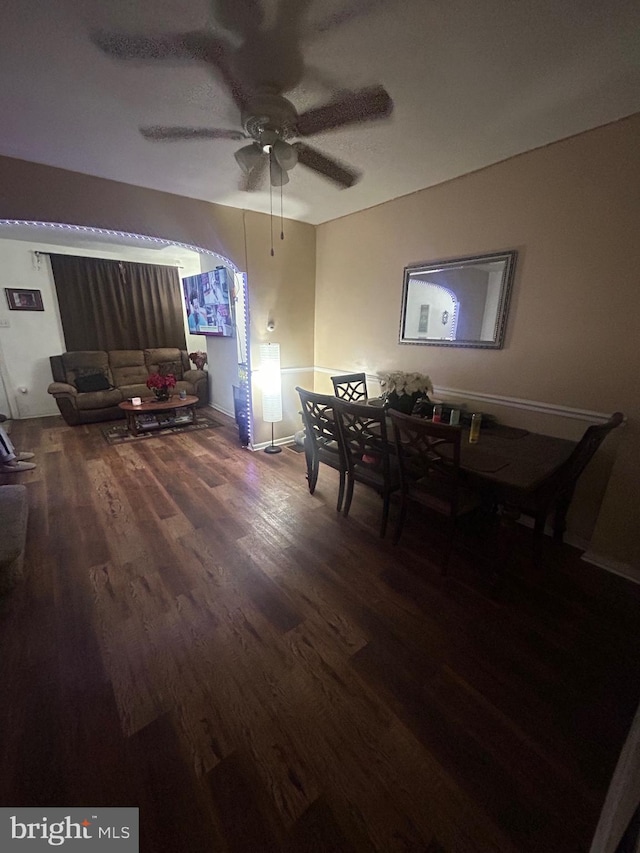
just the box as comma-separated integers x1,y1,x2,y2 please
234,143,262,174
269,157,289,187
259,129,280,153
272,139,298,172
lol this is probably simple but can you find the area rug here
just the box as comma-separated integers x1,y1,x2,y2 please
102,414,223,446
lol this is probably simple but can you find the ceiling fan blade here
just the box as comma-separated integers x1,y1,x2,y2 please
234,142,263,174
91,29,248,108
272,139,298,172
295,85,393,137
226,0,311,96
141,126,245,141
211,0,264,37
239,156,268,192
91,30,204,61
293,142,360,188
303,0,387,39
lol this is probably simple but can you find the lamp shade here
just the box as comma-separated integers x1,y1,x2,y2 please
260,342,282,423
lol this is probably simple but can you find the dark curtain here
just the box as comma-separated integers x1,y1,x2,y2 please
49,254,186,351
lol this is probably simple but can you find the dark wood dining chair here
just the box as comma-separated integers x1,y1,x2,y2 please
509,411,624,555
296,387,347,512
389,410,485,572
331,373,368,402
333,398,400,537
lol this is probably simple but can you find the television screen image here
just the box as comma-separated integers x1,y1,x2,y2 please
182,266,234,337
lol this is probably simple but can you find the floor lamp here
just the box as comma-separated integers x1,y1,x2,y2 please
260,342,282,454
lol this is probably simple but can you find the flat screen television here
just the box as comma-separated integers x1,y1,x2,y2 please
182,266,234,337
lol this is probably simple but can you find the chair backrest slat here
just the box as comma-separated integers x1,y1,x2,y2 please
331,373,368,402
333,398,392,475
535,411,624,503
389,410,463,510
564,412,624,484
296,387,339,450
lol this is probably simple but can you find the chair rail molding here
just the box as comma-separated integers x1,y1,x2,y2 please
432,386,613,424
315,367,613,424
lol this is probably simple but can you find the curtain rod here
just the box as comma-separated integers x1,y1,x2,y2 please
32,250,184,269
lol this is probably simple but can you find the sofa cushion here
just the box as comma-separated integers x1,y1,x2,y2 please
62,351,111,386
75,388,123,410
119,383,152,400
144,348,185,380
109,350,149,388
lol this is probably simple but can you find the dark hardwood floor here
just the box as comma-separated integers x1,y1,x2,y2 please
1,413,639,852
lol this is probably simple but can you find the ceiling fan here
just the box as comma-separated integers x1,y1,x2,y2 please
91,0,394,191
138,85,392,191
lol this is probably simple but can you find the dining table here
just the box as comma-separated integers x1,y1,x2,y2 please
365,398,579,536
441,421,579,544
450,423,576,495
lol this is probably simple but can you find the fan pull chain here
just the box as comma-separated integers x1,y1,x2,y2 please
280,182,285,242
269,152,274,257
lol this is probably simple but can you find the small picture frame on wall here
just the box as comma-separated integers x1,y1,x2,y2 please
5,288,44,311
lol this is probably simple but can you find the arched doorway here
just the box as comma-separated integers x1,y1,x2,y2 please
0,219,253,445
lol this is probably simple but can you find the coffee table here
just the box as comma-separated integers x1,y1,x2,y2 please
118,395,199,437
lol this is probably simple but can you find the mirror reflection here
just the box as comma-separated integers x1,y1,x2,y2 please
399,250,517,349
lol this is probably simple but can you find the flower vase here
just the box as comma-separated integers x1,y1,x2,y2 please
386,391,421,414
154,388,171,402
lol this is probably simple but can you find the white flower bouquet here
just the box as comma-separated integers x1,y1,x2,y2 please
377,370,433,398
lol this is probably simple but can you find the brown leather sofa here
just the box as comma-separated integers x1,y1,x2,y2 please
47,348,208,425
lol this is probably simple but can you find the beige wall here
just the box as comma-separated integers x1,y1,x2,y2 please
314,113,640,571
0,155,315,446
0,157,246,264
243,210,316,445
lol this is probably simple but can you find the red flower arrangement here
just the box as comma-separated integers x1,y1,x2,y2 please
146,373,177,391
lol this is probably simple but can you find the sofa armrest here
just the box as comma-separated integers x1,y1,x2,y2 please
48,381,78,397
183,369,206,383
183,369,209,406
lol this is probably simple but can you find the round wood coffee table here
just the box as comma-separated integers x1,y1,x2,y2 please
118,395,199,436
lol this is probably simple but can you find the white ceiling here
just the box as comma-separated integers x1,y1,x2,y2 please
2,0,639,225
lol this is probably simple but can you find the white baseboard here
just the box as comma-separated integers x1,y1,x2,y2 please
12,409,60,420
207,402,234,419
507,515,638,584
251,433,295,452
581,552,640,585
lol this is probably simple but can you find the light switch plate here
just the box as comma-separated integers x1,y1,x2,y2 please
0,318,10,327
